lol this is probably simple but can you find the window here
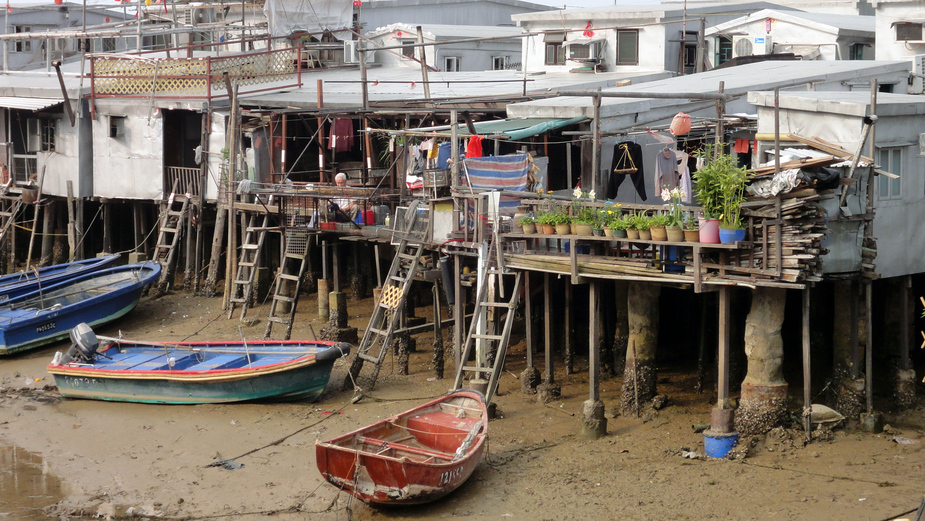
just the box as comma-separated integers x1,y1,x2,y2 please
849,43,865,60
544,32,565,65
895,22,923,41
102,38,116,52
400,39,415,59
616,29,638,65
13,26,32,53
26,118,55,152
492,56,509,70
444,56,459,72
716,36,733,65
110,116,126,138
878,147,902,200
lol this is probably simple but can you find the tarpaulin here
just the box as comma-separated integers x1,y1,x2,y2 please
264,0,352,38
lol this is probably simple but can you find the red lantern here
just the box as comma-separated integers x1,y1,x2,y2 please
353,0,361,5
54,0,62,4
669,112,691,136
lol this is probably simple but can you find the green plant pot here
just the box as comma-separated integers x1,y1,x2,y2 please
592,228,604,236
614,229,628,239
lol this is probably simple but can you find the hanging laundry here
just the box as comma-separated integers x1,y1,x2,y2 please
654,147,679,191
669,113,691,136
420,138,434,152
608,142,646,201
328,118,354,153
675,149,691,203
466,135,484,158
734,138,750,154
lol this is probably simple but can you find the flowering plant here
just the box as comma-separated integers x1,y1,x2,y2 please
571,187,598,224
660,186,687,228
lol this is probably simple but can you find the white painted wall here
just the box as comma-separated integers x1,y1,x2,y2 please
92,102,164,200
873,0,925,61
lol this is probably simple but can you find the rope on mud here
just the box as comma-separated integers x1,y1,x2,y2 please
203,399,350,470
740,460,898,487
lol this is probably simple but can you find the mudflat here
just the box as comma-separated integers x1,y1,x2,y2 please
1,291,923,520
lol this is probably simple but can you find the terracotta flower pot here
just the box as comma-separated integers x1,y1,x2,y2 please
627,229,639,240
555,223,571,235
666,226,684,242
604,227,614,238
522,223,536,234
650,225,668,241
542,224,555,235
683,229,700,243
638,229,652,240
572,223,592,236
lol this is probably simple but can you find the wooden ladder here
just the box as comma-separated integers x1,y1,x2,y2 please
152,192,189,294
344,202,429,391
0,195,22,244
263,231,311,340
227,212,271,319
452,229,522,406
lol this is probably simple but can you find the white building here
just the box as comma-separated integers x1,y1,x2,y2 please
365,23,523,71
705,9,875,67
512,2,789,76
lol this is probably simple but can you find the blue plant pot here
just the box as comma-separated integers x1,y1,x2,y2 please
719,228,746,244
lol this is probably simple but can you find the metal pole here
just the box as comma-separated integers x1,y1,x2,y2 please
417,26,431,99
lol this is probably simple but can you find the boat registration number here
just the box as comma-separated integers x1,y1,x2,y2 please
36,322,56,333
439,466,462,485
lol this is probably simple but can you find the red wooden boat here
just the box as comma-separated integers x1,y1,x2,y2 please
315,389,488,504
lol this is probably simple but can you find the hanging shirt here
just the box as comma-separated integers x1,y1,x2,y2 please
328,118,354,153
654,148,679,191
466,135,484,158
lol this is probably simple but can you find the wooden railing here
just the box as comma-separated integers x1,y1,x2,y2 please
165,166,201,198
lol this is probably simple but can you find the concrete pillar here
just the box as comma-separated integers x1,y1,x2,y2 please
621,282,659,417
320,291,358,344
735,287,788,435
317,278,330,321
833,281,864,420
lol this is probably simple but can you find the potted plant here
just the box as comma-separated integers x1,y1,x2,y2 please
519,215,537,234
626,213,640,240
683,213,700,243
717,158,750,244
649,214,670,241
536,211,558,235
569,188,596,235
635,214,652,240
692,144,733,244
608,212,629,238
661,186,686,242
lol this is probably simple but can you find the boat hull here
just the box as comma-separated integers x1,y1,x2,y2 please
0,263,159,356
316,390,488,505
49,340,351,404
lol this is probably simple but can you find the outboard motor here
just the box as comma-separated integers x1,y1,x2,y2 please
59,323,100,364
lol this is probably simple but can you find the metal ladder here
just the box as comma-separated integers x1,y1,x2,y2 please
152,192,189,294
263,231,311,340
344,203,429,391
227,212,270,319
452,228,522,406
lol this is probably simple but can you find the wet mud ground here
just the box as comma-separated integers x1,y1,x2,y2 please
1,290,924,520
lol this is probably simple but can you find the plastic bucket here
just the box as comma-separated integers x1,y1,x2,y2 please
703,430,739,458
698,218,720,244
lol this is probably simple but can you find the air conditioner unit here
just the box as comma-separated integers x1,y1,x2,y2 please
566,40,603,62
343,40,374,64
912,54,925,94
191,7,215,26
732,35,773,58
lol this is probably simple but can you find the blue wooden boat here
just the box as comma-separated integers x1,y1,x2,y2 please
0,262,160,356
48,323,352,404
0,255,120,303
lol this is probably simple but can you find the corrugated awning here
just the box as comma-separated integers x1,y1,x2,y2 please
413,117,589,139
0,97,63,111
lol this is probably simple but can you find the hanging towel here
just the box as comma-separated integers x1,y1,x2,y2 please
466,135,484,158
329,118,354,153
734,138,749,154
608,142,646,201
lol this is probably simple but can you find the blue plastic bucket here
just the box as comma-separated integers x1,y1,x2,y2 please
703,430,739,458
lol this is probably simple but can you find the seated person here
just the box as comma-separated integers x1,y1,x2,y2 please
325,172,361,223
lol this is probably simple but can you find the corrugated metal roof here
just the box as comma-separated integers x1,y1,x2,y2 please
0,97,63,111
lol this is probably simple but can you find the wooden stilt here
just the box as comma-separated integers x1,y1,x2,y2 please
589,280,600,402
40,199,55,266
802,287,812,442
865,281,873,414
565,282,573,375
66,181,76,262
544,272,554,384
453,254,463,370
525,271,534,368
901,276,911,370
849,279,860,380
717,286,730,409
133,203,143,255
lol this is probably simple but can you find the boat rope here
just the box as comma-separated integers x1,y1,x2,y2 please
204,398,351,469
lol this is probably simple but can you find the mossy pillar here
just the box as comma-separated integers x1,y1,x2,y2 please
735,287,788,435
621,282,659,417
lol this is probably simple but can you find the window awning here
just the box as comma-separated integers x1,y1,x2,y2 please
544,32,566,43
411,117,589,139
0,97,63,111
564,38,605,47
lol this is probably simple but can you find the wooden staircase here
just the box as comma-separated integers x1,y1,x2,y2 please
0,195,21,244
227,213,271,319
344,202,430,392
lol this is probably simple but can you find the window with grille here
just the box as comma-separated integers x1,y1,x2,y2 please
544,32,565,65
401,39,415,58
896,22,923,41
13,26,32,53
